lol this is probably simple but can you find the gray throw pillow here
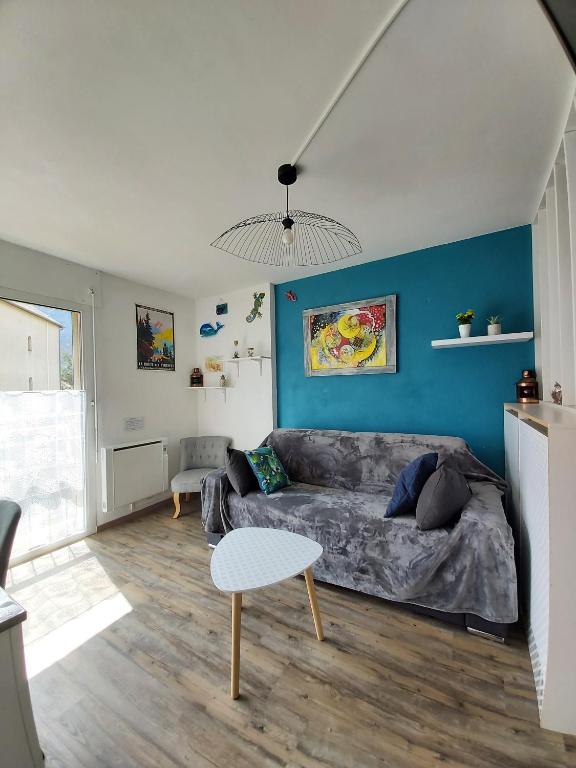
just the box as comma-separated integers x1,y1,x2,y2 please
415,464,471,531
225,448,259,497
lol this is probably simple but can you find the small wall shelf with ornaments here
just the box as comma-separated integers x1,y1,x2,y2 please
431,332,533,349
187,386,230,403
224,355,271,376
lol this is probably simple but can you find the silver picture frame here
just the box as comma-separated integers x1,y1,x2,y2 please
303,294,397,376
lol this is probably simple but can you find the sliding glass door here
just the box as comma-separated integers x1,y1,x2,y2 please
0,297,93,562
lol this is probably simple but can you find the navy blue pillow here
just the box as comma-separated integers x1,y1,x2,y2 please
385,452,438,518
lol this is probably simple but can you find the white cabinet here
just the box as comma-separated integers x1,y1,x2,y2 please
0,591,44,766
504,403,576,734
518,419,550,703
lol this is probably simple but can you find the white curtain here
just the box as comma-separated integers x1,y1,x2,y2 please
0,390,86,559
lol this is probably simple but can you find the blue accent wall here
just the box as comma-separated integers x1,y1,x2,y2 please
275,226,534,475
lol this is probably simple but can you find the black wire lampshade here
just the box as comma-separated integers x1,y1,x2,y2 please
211,164,362,266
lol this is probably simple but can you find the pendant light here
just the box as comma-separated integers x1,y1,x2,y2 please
211,164,361,267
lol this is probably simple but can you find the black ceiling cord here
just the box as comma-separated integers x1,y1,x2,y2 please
280,165,295,240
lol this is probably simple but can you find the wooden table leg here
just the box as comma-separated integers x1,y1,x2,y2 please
172,493,181,519
231,592,242,699
304,567,324,641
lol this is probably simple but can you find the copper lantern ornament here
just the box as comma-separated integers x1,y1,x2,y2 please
516,370,539,404
190,367,203,388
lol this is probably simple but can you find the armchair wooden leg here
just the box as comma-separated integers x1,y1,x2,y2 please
304,567,324,641
172,493,181,519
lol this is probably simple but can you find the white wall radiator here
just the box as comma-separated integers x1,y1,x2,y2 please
101,438,169,524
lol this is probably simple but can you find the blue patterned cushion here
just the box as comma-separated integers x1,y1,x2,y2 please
385,452,438,517
244,447,290,495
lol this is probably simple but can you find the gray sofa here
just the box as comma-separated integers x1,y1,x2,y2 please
202,428,517,639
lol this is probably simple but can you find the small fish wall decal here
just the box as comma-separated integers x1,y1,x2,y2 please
200,321,224,337
246,292,265,323
285,290,297,302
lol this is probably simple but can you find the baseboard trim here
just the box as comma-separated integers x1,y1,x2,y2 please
97,499,171,532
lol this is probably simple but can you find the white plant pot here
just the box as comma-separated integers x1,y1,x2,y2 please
487,324,501,336
459,324,471,338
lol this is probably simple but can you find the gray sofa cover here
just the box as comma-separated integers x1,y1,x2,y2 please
202,429,517,624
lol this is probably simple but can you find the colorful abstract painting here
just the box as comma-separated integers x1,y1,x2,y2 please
303,295,396,376
136,304,175,370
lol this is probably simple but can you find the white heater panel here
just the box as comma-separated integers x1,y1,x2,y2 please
101,438,168,523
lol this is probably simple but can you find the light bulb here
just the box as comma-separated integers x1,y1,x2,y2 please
282,227,294,246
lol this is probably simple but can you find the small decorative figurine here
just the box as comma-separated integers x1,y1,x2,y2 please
247,347,255,358
516,369,539,403
232,340,239,359
551,382,563,405
200,321,224,337
216,302,228,316
246,292,265,323
219,374,227,388
190,367,203,387
285,290,297,302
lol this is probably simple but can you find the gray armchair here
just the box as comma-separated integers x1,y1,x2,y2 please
171,436,231,518
0,500,21,587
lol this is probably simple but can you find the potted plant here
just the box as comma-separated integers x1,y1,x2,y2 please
487,315,502,336
455,309,475,338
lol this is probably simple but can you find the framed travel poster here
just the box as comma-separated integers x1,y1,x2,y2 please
136,304,175,370
303,295,396,376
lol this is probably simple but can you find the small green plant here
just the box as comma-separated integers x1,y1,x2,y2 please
487,315,502,325
455,309,475,325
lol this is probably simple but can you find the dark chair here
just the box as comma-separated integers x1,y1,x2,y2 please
0,500,21,588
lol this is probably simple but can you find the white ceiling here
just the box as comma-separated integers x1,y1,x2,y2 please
0,0,573,297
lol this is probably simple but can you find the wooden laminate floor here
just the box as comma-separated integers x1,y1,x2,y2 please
7,501,576,768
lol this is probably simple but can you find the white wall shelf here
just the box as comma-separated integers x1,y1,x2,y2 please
224,355,271,377
188,386,229,403
431,332,533,349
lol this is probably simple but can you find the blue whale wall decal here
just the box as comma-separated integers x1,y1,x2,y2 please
200,321,224,337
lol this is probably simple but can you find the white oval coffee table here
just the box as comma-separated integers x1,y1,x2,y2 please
210,527,324,699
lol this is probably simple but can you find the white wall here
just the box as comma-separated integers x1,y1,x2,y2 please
96,272,197,492
0,237,104,307
0,238,198,526
194,284,275,449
